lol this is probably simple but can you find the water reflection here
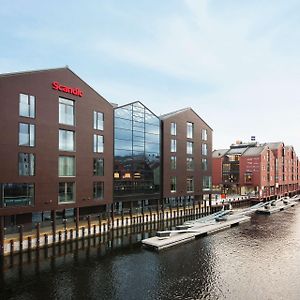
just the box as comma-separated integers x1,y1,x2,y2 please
1,208,300,300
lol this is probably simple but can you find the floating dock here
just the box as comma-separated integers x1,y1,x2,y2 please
256,200,297,215
142,215,250,251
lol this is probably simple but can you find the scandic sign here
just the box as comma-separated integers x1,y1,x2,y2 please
52,81,83,97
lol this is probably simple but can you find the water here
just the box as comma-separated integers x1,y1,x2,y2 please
1,207,300,300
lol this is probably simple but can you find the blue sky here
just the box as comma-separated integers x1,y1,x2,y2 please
1,0,300,153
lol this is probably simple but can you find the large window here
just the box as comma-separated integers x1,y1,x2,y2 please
170,176,176,192
171,139,177,153
58,182,75,203
203,176,212,191
187,141,193,155
19,94,35,118
202,129,208,141
187,177,194,192
171,156,176,170
94,111,104,130
59,129,75,151
1,183,34,207
202,143,208,156
202,158,208,171
187,157,194,171
187,122,194,139
59,156,75,176
19,153,35,176
94,134,104,153
59,97,74,126
19,123,35,147
93,182,104,199
171,122,176,136
93,158,104,176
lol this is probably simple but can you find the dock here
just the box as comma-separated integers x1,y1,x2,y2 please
256,199,297,215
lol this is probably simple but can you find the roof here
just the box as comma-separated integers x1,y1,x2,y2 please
160,107,213,131
243,146,266,157
226,147,249,155
212,149,229,158
0,66,113,107
114,100,159,118
265,142,284,150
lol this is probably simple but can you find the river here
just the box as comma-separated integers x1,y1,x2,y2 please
1,206,300,300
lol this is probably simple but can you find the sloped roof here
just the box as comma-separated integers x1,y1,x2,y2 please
212,149,229,158
265,142,283,149
160,107,213,131
114,100,159,118
243,146,266,156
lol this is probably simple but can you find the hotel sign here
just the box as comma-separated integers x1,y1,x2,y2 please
52,81,83,97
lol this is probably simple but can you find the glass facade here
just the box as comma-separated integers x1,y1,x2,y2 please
19,94,35,118
59,156,75,176
0,183,34,207
114,102,160,198
19,153,35,176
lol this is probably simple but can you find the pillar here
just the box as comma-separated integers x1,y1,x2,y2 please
0,216,4,256
51,210,56,238
209,194,212,214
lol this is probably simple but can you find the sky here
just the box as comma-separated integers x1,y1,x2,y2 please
0,0,299,153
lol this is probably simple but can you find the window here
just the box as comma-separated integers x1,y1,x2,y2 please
202,158,208,171
94,111,104,130
187,141,193,155
202,143,208,156
187,177,194,192
19,153,35,176
171,156,176,170
59,129,75,151
170,176,176,192
93,158,104,176
244,173,252,183
93,182,104,199
1,183,34,207
171,139,176,152
203,176,212,191
94,134,104,153
59,97,74,126
187,157,194,171
187,122,194,139
58,182,75,203
202,129,207,141
19,94,35,118
59,156,75,176
19,123,35,147
171,122,176,136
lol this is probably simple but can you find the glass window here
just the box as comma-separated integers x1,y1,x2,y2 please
145,133,159,144
59,97,74,126
145,143,159,153
93,158,104,176
202,129,208,141
187,141,193,155
19,153,35,176
58,182,75,203
59,156,75,176
171,122,176,136
115,128,132,141
115,139,132,151
1,183,34,207
94,111,104,130
59,129,75,151
171,156,176,170
19,123,35,147
202,158,208,171
170,176,176,192
202,143,208,156
171,139,177,152
145,123,159,135
187,157,194,171
115,107,132,119
187,122,194,139
19,94,35,118
94,134,104,153
203,176,212,191
115,117,132,130
187,177,194,192
93,182,104,199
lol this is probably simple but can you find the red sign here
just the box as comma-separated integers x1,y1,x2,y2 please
52,81,83,97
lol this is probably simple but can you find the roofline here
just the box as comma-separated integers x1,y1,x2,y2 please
0,66,114,107
113,100,159,118
160,107,213,131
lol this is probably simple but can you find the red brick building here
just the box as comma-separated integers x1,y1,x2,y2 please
213,142,300,198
